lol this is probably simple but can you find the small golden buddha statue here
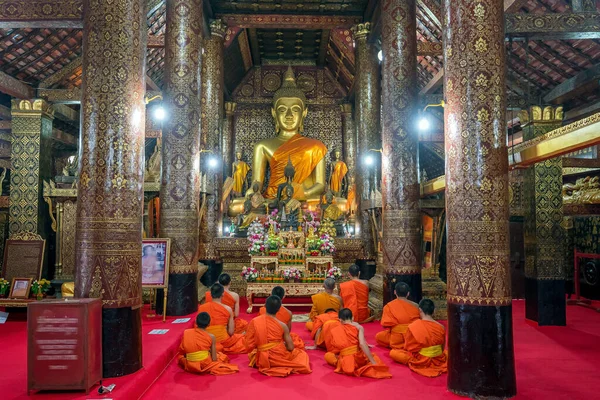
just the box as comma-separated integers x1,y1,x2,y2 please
228,66,328,216
329,149,348,196
321,190,344,221
250,181,266,210
144,139,161,183
231,151,250,195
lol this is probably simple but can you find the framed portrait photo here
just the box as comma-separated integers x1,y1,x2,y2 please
141,239,170,288
10,277,32,299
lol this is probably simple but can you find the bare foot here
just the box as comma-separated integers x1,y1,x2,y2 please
305,345,318,350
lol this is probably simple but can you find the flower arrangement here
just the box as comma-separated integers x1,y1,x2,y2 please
241,266,259,282
303,210,320,231
0,278,9,297
31,279,51,299
265,209,281,232
248,219,266,256
327,266,342,280
319,233,336,255
265,233,283,256
282,268,303,282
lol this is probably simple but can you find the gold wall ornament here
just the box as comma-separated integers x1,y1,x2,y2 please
209,18,227,38
351,22,370,40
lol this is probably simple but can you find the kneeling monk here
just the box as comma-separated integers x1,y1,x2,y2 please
305,278,343,331
205,273,248,334
339,264,370,323
309,308,340,351
259,286,305,349
178,312,239,375
197,283,247,354
246,295,312,377
375,282,420,349
324,308,391,379
390,298,447,377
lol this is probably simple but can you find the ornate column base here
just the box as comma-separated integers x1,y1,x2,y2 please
422,276,447,320
525,278,566,326
368,273,384,319
447,303,516,398
102,307,142,378
156,273,198,316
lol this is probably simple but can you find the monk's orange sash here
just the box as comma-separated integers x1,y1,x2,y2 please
324,319,338,326
419,345,443,358
340,345,359,356
258,341,281,352
391,324,409,334
206,325,228,342
185,350,210,362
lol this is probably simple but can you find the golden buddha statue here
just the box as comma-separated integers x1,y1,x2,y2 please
228,66,328,216
329,149,348,196
321,190,344,221
231,151,250,194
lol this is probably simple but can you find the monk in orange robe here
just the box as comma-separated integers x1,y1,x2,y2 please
204,273,248,334
339,264,370,323
197,283,247,354
375,282,420,349
324,308,392,379
177,312,239,375
245,295,312,377
305,278,343,331
259,286,305,349
390,298,447,378
309,308,340,351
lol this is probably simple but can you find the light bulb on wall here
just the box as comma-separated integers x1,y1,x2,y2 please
378,50,383,62
364,154,375,166
153,106,166,121
208,156,219,169
418,117,431,131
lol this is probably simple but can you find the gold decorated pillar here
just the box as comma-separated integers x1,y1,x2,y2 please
380,1,421,303
351,22,380,258
160,0,203,315
199,18,226,257
76,0,147,378
340,103,356,213
222,101,237,179
522,106,566,326
444,0,516,396
9,99,53,238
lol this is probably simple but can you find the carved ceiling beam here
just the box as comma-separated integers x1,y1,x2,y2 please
147,35,165,48
218,14,361,29
563,157,600,169
544,63,600,104
417,41,442,57
146,75,161,92
421,112,600,197
53,103,78,122
417,0,441,29
504,0,530,13
38,58,82,89
247,28,261,67
0,70,34,98
38,88,162,104
317,30,330,66
51,127,77,147
505,12,600,40
0,0,83,28
419,68,444,96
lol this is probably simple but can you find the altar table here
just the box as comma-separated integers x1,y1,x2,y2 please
245,282,336,313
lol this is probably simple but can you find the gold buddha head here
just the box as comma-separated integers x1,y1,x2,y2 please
334,149,341,160
272,66,308,134
235,151,242,160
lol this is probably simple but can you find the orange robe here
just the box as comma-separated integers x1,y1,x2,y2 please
310,311,340,351
264,133,327,199
259,306,305,349
390,320,448,377
324,324,392,379
197,302,247,354
339,280,370,323
177,328,239,375
305,291,342,331
245,315,312,377
330,160,348,193
375,299,421,349
205,290,248,334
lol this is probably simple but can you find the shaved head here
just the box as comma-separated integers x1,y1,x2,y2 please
324,278,336,291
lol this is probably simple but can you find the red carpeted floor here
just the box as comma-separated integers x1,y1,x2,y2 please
2,300,600,400
0,305,194,400
143,300,600,400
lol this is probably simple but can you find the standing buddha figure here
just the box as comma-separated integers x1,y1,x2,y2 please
329,149,348,196
231,151,250,195
228,66,328,216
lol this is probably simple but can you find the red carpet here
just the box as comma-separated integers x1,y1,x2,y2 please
0,305,194,400
3,300,600,399
144,300,600,400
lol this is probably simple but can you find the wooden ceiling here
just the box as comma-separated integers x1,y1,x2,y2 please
0,0,598,117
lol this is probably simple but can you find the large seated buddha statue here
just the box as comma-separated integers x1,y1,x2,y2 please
228,66,328,216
